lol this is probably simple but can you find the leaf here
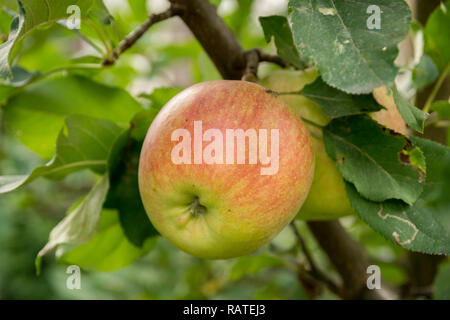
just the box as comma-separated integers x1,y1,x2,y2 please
412,54,439,90
392,85,427,133
323,116,424,205
259,15,304,69
300,77,382,118
127,0,148,22
0,115,126,194
105,139,158,247
2,74,143,158
36,174,110,273
101,89,175,246
424,1,450,70
136,87,181,140
432,101,450,120
0,8,13,34
288,0,411,94
0,0,95,78
346,137,450,254
346,183,450,254
0,65,38,104
75,0,117,55
230,255,285,281
58,210,157,272
139,87,181,109
434,265,450,300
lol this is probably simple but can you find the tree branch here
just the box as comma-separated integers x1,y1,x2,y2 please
257,49,291,68
103,7,181,66
290,222,342,297
307,221,397,300
402,252,444,299
241,48,292,81
169,0,246,80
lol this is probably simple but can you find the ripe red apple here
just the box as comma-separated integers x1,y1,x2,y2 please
138,80,314,259
260,70,406,221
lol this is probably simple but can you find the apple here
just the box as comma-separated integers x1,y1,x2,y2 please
260,70,406,221
138,80,314,259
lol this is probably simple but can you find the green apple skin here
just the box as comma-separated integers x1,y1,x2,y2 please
260,69,354,220
260,70,407,221
138,80,315,259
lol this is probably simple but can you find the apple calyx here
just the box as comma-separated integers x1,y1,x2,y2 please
189,197,207,216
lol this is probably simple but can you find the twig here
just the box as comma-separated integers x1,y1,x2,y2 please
241,48,291,81
257,49,291,68
290,222,342,297
102,7,181,66
241,50,259,82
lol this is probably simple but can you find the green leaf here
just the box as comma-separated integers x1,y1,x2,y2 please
36,174,110,272
434,265,450,299
0,65,38,104
139,87,181,109
136,87,181,140
288,0,411,94
408,146,426,177
323,116,424,205
0,115,126,193
300,77,382,118
432,101,450,120
346,183,450,254
346,137,450,254
411,137,450,207
392,85,427,133
259,15,305,69
0,8,13,34
104,89,173,246
230,255,285,281
2,74,143,158
58,209,157,272
412,54,439,90
127,0,148,22
0,0,95,78
424,1,450,70
105,139,158,247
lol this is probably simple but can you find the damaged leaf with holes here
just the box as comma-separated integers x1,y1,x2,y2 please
323,115,425,205
346,137,450,255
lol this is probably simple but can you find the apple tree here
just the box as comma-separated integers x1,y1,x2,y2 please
0,0,449,300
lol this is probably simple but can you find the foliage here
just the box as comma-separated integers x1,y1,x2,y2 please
0,0,449,300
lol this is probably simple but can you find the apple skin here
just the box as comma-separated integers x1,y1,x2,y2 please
260,70,407,220
138,80,314,259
